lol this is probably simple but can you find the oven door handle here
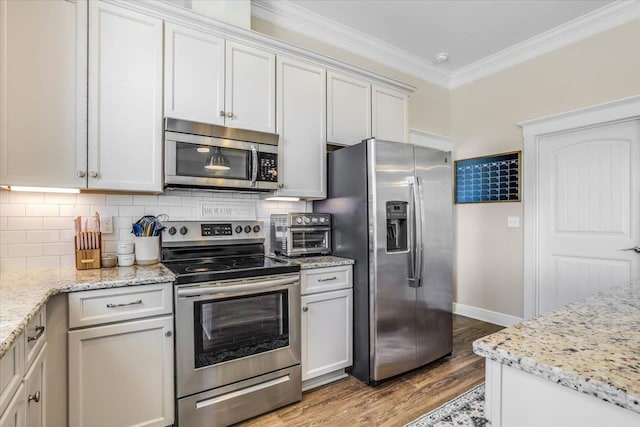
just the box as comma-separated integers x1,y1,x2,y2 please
177,276,299,298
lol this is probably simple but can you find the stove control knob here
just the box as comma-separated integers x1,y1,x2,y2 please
168,226,177,236
319,217,325,224
253,225,261,233
296,217,303,224
244,225,252,233
303,216,311,224
235,225,243,234
312,217,318,224
179,226,188,235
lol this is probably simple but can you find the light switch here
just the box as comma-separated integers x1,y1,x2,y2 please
507,216,520,228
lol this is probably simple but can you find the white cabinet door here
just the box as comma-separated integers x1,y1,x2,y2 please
164,23,225,125
301,289,352,381
372,84,408,143
88,1,163,192
327,71,371,145
0,385,25,427
225,41,276,133
68,316,173,427
276,56,326,199
24,345,46,427
0,0,87,188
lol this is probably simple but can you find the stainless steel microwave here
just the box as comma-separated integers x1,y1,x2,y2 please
164,118,279,191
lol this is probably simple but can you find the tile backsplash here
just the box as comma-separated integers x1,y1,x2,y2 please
0,189,309,271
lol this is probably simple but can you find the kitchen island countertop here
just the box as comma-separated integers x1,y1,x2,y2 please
473,279,640,414
0,264,175,358
268,254,354,269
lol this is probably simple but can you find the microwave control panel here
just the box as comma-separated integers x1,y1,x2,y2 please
258,152,278,182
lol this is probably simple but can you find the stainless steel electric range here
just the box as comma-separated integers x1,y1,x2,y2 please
161,221,302,427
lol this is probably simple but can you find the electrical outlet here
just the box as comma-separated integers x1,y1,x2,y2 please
507,216,520,228
101,216,114,234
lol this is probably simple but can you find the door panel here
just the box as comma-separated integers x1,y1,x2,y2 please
539,120,640,314
369,139,416,380
414,147,453,365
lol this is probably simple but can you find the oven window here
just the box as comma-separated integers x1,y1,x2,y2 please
175,142,250,181
291,230,328,250
193,290,289,368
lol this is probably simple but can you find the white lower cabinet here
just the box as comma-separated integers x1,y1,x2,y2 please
0,385,25,427
300,265,353,390
24,345,46,427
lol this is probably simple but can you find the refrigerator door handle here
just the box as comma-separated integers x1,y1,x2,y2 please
408,177,421,288
414,176,424,287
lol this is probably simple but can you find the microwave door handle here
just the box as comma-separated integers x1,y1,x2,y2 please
251,145,258,186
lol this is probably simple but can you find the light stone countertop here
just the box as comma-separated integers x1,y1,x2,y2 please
268,254,354,270
473,279,640,414
0,265,175,358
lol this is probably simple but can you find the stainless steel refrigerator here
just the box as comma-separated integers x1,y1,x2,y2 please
314,138,453,385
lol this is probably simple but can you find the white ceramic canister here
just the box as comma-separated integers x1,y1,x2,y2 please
116,241,135,255
117,253,135,267
134,236,160,265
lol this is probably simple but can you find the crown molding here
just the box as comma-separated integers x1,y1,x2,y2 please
250,0,450,88
450,1,640,89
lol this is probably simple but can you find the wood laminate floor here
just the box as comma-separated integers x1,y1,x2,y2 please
238,315,503,427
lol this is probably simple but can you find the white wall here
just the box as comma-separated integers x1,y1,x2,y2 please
0,189,307,271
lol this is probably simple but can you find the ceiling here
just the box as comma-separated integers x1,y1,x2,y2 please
286,0,612,72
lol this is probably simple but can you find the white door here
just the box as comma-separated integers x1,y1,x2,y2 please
538,119,640,314
372,84,408,143
164,23,225,125
327,71,371,145
0,385,25,427
276,56,326,199
24,345,46,427
0,0,87,189
225,41,275,133
88,1,163,192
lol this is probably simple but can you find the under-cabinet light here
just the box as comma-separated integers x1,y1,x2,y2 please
264,196,300,202
2,185,80,194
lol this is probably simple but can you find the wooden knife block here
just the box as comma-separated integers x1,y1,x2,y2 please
74,232,102,270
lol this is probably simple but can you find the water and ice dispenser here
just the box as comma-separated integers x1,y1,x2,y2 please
386,201,408,252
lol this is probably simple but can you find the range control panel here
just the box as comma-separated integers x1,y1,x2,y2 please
162,221,264,245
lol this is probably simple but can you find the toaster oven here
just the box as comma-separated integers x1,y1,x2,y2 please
270,213,331,257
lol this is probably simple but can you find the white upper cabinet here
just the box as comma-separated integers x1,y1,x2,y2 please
0,0,87,188
276,56,326,199
88,1,163,192
372,84,408,143
164,25,276,133
327,71,371,146
164,23,225,126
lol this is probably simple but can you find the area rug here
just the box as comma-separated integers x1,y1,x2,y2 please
404,383,488,427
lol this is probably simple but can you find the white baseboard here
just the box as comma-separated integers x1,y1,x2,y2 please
453,302,523,327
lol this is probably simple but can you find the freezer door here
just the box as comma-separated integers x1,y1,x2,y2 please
414,146,453,365
368,139,417,381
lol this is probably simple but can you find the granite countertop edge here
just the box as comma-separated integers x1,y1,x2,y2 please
472,341,639,414
268,254,355,269
0,266,176,359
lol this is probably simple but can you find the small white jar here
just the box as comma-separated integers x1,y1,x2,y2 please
117,253,135,267
116,241,135,255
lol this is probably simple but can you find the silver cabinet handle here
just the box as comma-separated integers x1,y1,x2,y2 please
302,306,308,312
106,299,142,308
28,391,41,403
226,112,234,118
621,246,640,253
165,331,172,337
278,183,284,188
27,325,45,343
318,276,337,282
89,171,98,178
76,170,86,178
219,110,225,117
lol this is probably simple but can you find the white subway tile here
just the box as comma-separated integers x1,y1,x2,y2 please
0,257,26,271
0,189,9,203
27,256,60,270
119,205,145,217
43,217,74,230
133,195,158,205
181,197,199,207
8,217,43,230
59,229,75,242
169,206,196,220
163,189,192,197
60,255,75,268
90,205,119,217
106,195,134,205
59,204,91,217
0,245,7,258
0,217,6,230
26,204,59,216
118,229,134,241
76,193,106,205
9,243,43,257
26,230,59,243
0,231,27,244
145,206,171,217
9,191,44,204
102,231,119,241
158,195,182,206
114,216,133,229
43,242,74,256
0,204,25,216
45,193,77,204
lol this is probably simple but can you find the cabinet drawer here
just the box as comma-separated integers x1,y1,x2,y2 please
68,283,173,328
0,336,24,417
301,265,352,295
24,307,46,371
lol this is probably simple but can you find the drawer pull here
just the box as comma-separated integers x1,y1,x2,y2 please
28,391,41,403
27,326,45,343
106,299,142,308
318,276,337,282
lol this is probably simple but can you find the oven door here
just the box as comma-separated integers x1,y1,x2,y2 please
175,274,300,398
287,227,331,256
